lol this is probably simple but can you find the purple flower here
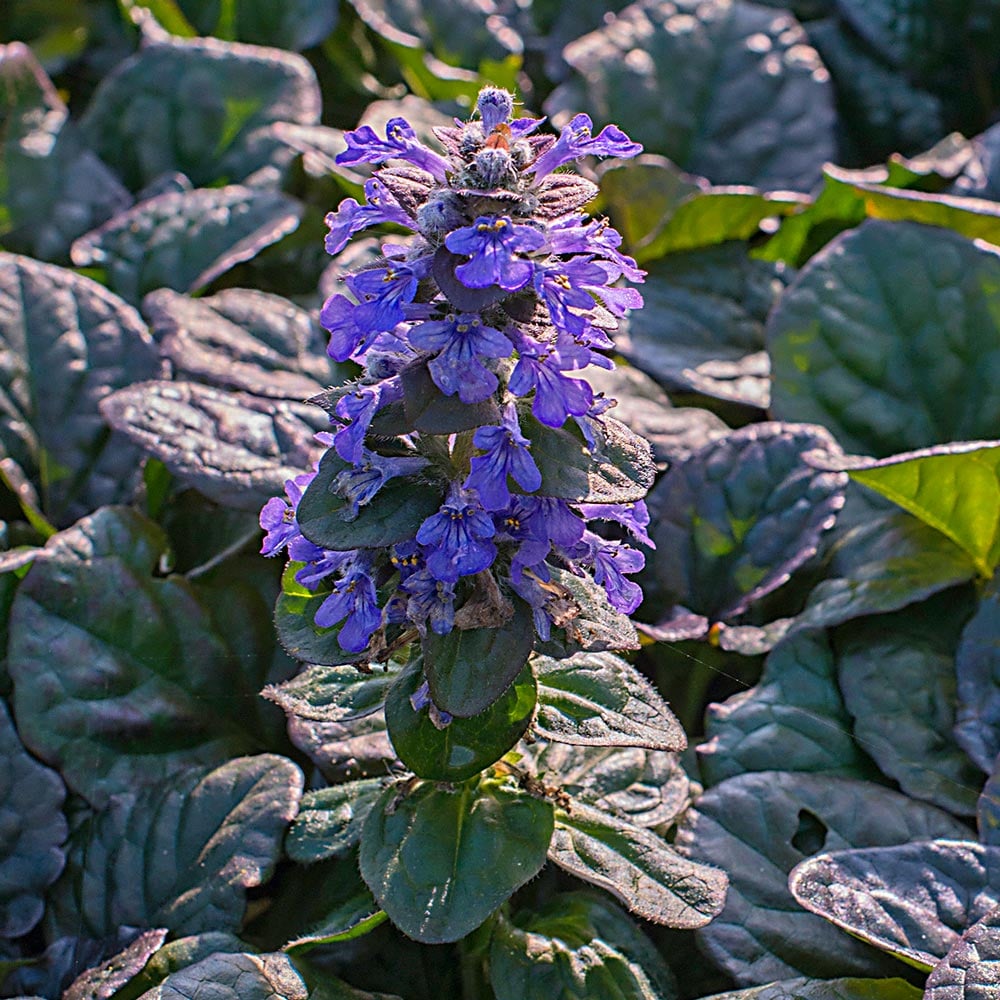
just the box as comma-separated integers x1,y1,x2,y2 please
334,449,430,520
586,532,645,613
292,542,354,590
528,113,642,180
314,554,382,652
324,178,414,256
320,294,371,362
409,312,512,403
445,216,544,291
576,500,655,549
259,471,315,556
548,216,645,284
508,344,593,428
464,404,541,510
533,258,609,336
402,569,456,635
416,489,497,582
337,117,451,181
477,87,514,132
346,255,429,334
333,378,403,463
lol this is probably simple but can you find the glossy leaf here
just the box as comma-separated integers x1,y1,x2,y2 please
489,892,678,1000
768,220,1000,458
836,595,982,816
0,253,160,524
548,801,727,928
956,571,1000,772
134,952,309,1000
0,698,66,938
286,780,385,864
100,381,326,511
297,448,442,551
533,651,686,751
48,755,303,939
424,598,535,717
359,776,554,943
615,244,785,409
546,0,835,190
789,841,1000,971
646,422,847,621
676,772,971,984
386,657,536,781
699,629,872,785
71,185,302,305
80,34,320,190
924,905,1000,1000
274,590,373,667
9,507,288,805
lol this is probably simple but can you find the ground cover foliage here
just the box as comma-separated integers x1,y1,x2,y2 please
2,1,1000,998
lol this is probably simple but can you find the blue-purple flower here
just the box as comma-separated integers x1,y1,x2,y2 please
314,553,382,652
259,470,315,557
508,344,594,428
334,448,430,520
445,216,544,291
464,404,541,510
324,178,414,256
337,117,451,181
346,255,430,335
402,569,456,635
416,489,497,582
528,113,642,180
587,532,645,614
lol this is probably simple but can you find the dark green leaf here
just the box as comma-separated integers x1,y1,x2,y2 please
71,185,302,306
297,448,443,551
616,244,787,408
9,507,288,805
704,978,922,1000
143,287,345,401
489,893,678,1000
424,598,534,717
548,801,727,928
100,381,325,511
955,571,1000,773
287,710,395,783
0,698,66,937
112,933,248,1000
0,43,130,263
63,929,168,1000
80,35,320,191
401,362,500,435
646,422,847,620
533,651,686,751
523,411,655,505
286,780,385,864
264,661,399,723
0,253,160,524
700,629,872,785
359,775,553,943
676,772,972,984
768,220,1000,458
274,590,373,667
133,952,308,1000
546,0,835,190
386,656,536,781
836,595,982,816
924,904,1000,999
789,841,999,971
178,0,338,50
49,755,303,939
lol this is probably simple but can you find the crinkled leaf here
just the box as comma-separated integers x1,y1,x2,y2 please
836,594,982,816
297,448,443,551
0,253,160,524
699,629,872,786
548,801,727,928
768,219,1000,458
616,244,789,408
0,698,66,938
546,0,835,191
134,951,308,1000
49,755,303,939
789,841,1000,972
978,760,1000,846
100,380,325,511
646,422,847,620
533,651,686,751
527,740,690,830
9,507,288,806
955,571,1000,773
704,979,922,1000
80,34,320,190
286,779,384,864
522,411,655,505
72,185,301,306
676,772,972,984
287,710,395,784
489,892,678,1000
143,287,343,400
359,776,553,943
178,0,338,50
386,657,536,781
63,928,168,1000
799,509,978,630
424,598,534,717
0,43,131,263
264,661,399,723
924,904,1000,1000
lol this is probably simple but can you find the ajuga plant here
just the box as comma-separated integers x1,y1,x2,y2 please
261,88,728,949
